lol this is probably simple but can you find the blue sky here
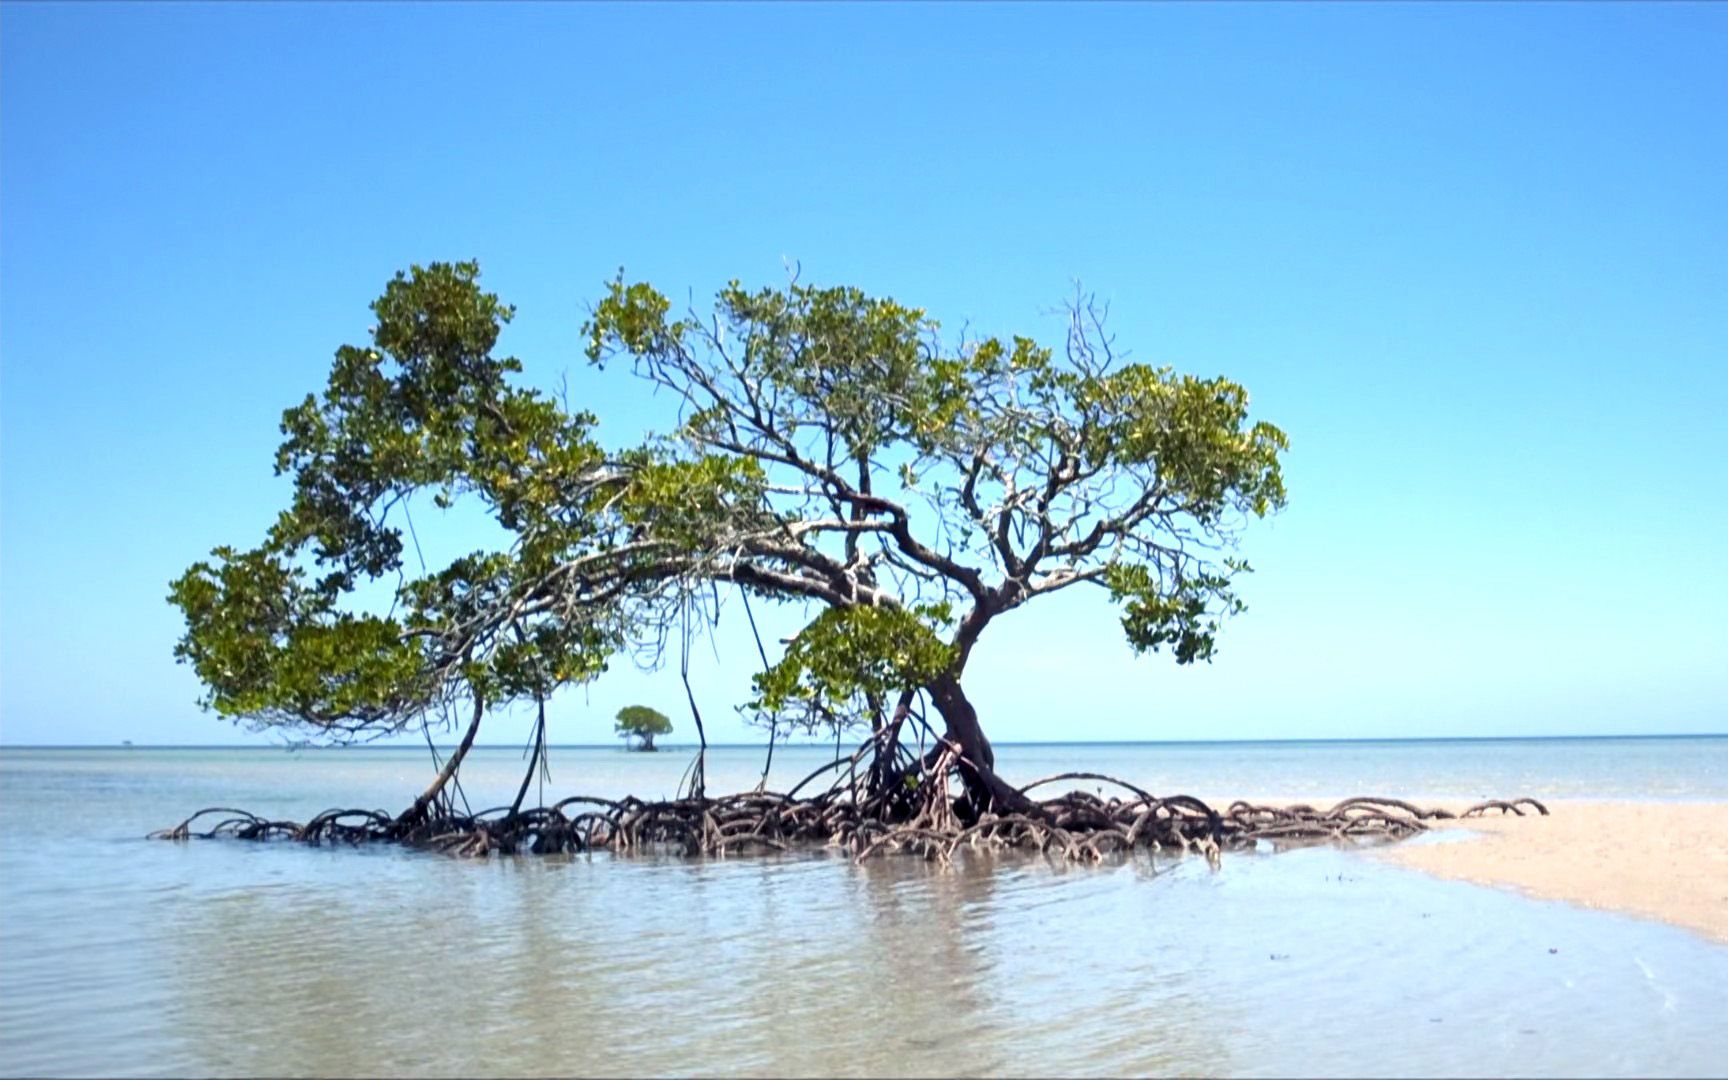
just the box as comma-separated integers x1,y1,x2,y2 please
2,2,1723,746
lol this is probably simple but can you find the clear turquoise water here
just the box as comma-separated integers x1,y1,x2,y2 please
1,738,1725,1077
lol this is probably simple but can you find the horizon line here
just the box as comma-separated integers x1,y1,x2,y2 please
4,732,1724,750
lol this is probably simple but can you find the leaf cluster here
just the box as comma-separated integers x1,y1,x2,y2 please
170,262,628,736
748,603,956,733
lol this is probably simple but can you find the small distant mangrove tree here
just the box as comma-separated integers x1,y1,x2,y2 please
616,706,671,752
160,261,1544,861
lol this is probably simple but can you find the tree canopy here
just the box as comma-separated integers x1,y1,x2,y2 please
169,260,1285,807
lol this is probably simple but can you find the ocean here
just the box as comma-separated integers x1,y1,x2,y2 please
1,737,1724,1077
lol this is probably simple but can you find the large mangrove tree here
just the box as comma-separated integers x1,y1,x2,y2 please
162,262,1535,859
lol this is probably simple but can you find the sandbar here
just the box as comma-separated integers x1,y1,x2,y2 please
1376,798,1728,945
1198,795,1728,943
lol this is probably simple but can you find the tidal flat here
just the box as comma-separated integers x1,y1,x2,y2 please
1,738,1724,1078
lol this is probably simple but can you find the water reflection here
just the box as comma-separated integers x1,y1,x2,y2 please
846,855,1010,1076
158,848,1259,1077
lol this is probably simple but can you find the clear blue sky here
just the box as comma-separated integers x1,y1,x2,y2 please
3,2,1724,746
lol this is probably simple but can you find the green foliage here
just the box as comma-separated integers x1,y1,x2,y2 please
587,272,1286,684
588,276,965,460
168,546,428,729
615,704,674,738
273,261,607,576
172,260,1287,746
1103,560,1250,664
1078,365,1289,521
169,262,622,738
749,604,957,731
612,449,772,547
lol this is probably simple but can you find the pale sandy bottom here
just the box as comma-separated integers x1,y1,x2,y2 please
1218,795,1728,944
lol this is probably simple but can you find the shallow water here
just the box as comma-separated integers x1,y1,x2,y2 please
2,738,1725,1077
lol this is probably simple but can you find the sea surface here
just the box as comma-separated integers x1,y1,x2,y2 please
1,737,1725,1078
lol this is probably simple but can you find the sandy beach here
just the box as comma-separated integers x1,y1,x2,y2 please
1378,799,1728,945
1208,795,1728,944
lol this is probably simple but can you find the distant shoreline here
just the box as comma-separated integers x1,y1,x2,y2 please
4,733,1725,751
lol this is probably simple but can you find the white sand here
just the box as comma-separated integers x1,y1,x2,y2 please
1378,799,1728,944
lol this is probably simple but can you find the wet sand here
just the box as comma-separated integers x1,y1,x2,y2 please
1379,799,1728,945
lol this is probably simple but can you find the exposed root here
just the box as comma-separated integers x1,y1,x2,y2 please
1460,797,1549,817
150,753,1547,866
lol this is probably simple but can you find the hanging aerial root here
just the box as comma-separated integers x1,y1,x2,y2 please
150,754,1549,865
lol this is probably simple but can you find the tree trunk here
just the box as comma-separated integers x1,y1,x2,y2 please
509,697,547,818
929,672,994,768
400,695,483,824
927,672,1037,817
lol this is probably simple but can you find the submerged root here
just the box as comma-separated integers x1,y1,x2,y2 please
150,755,1548,866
